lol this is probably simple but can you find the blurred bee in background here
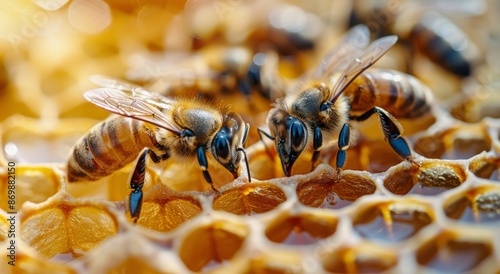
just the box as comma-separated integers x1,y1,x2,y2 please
127,45,285,106
126,0,338,147
349,0,484,78
127,0,334,103
259,25,433,176
67,76,251,221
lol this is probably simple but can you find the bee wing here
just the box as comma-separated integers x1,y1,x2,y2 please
90,75,175,109
90,75,145,92
84,88,183,135
313,24,370,79
327,35,398,103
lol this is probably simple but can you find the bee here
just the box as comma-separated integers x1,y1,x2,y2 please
259,25,429,177
67,76,251,220
349,0,484,77
128,46,284,103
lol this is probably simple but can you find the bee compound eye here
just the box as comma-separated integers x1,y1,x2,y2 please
213,134,231,164
289,120,307,151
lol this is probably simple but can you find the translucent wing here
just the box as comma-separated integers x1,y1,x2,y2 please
328,35,398,103
313,24,371,79
84,88,183,135
90,75,174,109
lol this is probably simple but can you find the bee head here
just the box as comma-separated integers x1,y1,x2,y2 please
268,108,308,176
211,112,250,181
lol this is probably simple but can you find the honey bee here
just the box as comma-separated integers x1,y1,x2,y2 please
128,46,284,103
259,25,430,176
68,76,251,220
349,0,484,77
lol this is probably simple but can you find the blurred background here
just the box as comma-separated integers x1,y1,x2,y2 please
0,0,498,164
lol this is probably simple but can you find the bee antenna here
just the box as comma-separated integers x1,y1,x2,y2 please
237,147,251,183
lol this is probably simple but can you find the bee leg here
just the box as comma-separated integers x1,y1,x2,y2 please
336,123,351,180
239,123,252,183
311,127,323,171
147,149,170,163
350,107,413,161
129,148,148,223
258,127,276,160
196,146,220,194
145,127,170,162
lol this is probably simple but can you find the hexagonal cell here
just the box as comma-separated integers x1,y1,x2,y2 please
413,135,447,159
444,186,500,223
411,161,466,195
469,154,500,181
265,212,337,245
322,245,398,273
134,184,202,232
450,87,500,123
352,201,433,242
247,143,279,180
240,252,304,273
179,219,249,272
416,230,493,273
414,124,492,160
384,161,466,196
212,182,286,215
75,234,184,274
1,165,61,212
1,116,98,164
448,134,491,160
20,191,119,259
383,164,420,195
297,166,376,209
0,246,76,274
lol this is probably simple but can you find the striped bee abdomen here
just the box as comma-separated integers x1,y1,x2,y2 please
67,117,157,182
346,68,433,119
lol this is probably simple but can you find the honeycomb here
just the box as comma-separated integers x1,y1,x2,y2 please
1,0,500,273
